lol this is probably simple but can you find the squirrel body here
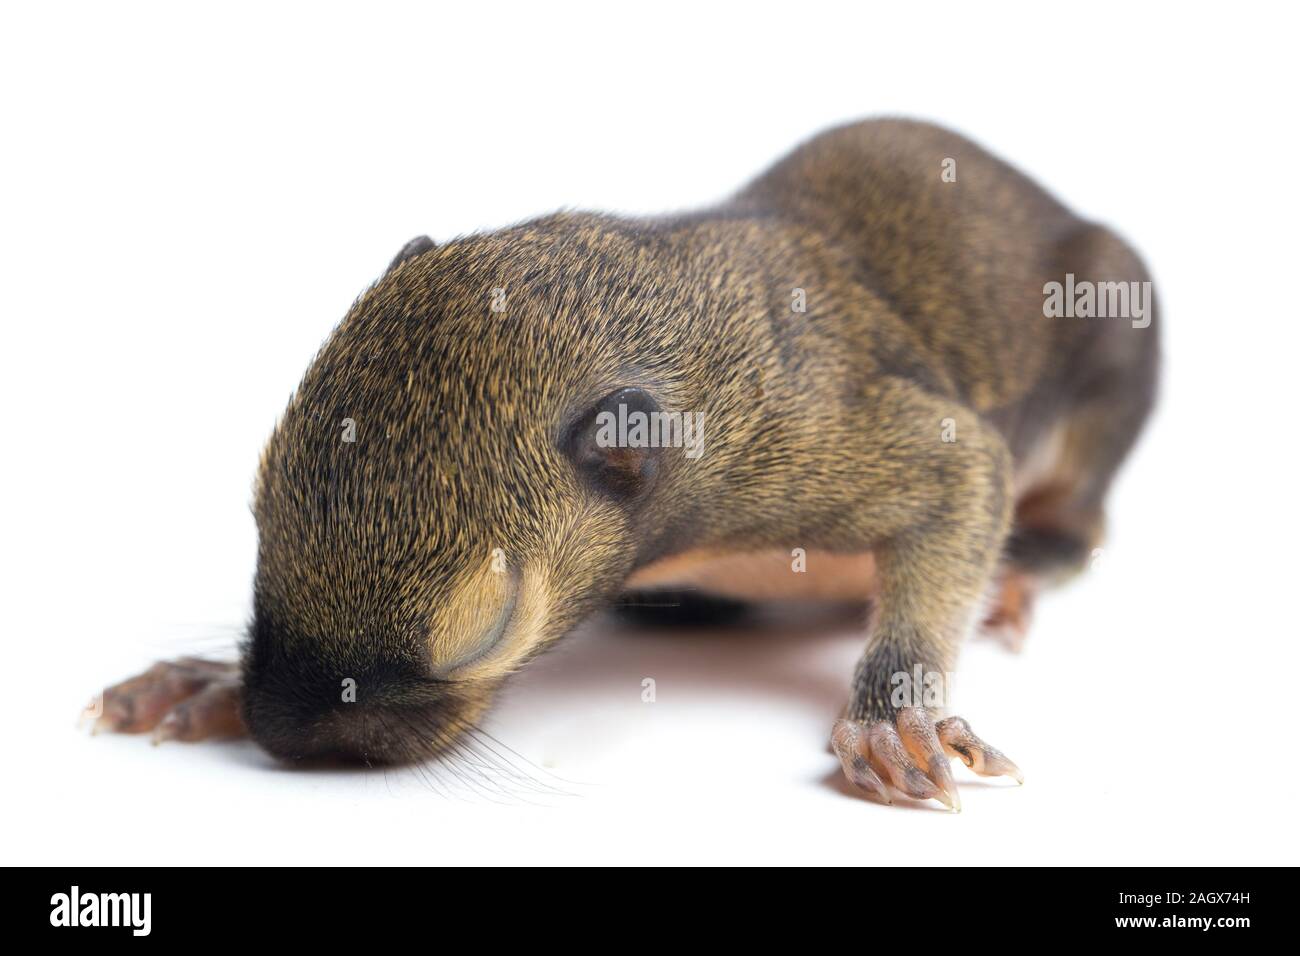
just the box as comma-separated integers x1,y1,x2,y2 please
96,119,1158,804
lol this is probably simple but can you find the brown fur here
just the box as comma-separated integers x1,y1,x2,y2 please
240,118,1157,760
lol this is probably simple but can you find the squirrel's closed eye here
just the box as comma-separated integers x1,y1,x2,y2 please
564,387,663,499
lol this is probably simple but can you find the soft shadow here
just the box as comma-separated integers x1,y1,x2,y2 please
504,600,870,721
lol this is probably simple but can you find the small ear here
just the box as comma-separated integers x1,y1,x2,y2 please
565,387,664,499
386,235,436,273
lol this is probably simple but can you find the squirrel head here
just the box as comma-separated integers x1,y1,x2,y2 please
240,215,737,763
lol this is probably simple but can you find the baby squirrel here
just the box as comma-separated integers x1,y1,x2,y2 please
92,118,1158,809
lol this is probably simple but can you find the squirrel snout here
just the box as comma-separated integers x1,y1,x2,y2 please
240,665,469,766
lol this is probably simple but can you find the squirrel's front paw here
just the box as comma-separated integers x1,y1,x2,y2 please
831,710,1021,811
86,657,245,743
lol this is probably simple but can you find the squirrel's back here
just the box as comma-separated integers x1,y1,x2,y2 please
729,118,1158,464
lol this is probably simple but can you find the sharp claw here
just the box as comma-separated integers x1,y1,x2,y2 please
928,757,961,811
837,712,1021,808
831,719,892,803
980,751,1024,785
936,716,1023,783
868,720,941,803
896,707,962,812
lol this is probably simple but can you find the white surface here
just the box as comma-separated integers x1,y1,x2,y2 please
3,2,1297,865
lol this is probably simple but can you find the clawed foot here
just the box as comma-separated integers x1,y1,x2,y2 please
85,658,245,743
980,569,1038,650
831,709,1022,811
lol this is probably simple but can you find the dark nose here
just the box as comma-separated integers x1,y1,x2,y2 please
241,683,388,764
241,669,458,766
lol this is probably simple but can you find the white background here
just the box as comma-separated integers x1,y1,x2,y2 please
3,2,1297,865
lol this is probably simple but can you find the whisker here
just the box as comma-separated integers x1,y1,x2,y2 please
468,724,585,791
378,712,449,799
457,731,573,798
437,731,550,806
393,711,515,805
